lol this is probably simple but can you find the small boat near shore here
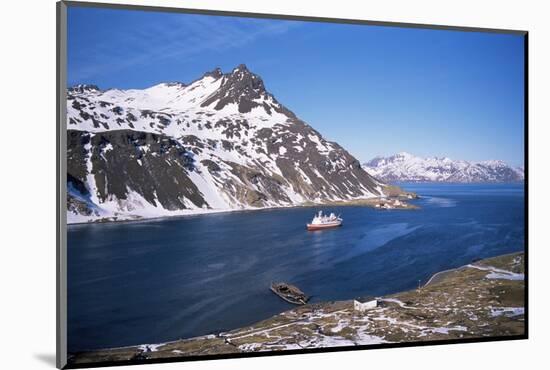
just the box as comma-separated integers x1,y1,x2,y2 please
306,211,342,231
270,282,309,305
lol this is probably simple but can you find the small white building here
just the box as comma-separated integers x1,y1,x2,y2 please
353,298,378,312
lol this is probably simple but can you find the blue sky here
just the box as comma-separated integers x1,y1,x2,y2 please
68,7,525,166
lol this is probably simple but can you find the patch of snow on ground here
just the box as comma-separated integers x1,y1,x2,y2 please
490,307,524,317
355,331,390,345
380,298,417,309
467,264,524,281
138,343,165,352
428,326,468,335
330,320,348,333
238,343,264,352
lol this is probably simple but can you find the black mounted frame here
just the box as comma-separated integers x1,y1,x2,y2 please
56,1,529,368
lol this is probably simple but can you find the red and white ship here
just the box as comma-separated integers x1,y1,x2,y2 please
306,211,343,231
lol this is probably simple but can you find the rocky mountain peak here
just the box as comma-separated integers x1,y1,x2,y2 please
69,84,101,94
200,64,277,114
66,65,385,223
203,67,223,79
224,64,266,94
230,64,253,76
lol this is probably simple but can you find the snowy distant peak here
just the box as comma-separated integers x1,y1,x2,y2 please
396,151,414,159
394,152,451,163
363,153,524,183
365,152,415,168
514,166,525,177
478,159,507,167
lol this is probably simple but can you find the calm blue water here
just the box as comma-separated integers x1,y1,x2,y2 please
67,183,525,352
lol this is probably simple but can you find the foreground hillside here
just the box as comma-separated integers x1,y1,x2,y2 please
68,252,524,365
67,65,386,224
364,152,524,183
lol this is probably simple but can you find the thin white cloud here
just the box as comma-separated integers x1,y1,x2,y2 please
69,13,300,84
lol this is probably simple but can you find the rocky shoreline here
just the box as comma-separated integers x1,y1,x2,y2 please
68,252,524,366
67,187,419,225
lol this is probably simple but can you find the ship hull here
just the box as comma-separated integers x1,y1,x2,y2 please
270,283,308,305
306,221,342,231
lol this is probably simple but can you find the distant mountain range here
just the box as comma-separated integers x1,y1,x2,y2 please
363,152,524,183
67,64,387,223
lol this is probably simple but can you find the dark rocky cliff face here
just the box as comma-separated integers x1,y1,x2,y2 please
68,130,206,213
66,65,385,222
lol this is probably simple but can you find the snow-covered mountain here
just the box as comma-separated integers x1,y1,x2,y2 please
363,152,524,183
67,65,386,223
